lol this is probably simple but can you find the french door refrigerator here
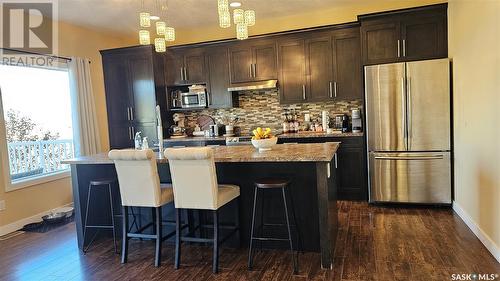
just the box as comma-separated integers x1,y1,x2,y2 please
365,58,451,204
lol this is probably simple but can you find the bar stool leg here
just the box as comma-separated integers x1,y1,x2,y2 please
154,206,162,267
288,187,303,253
281,187,298,274
82,184,93,254
212,210,219,273
121,206,129,264
174,208,181,269
248,186,259,270
108,184,118,254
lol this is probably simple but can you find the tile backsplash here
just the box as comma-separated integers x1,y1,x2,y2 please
182,89,363,135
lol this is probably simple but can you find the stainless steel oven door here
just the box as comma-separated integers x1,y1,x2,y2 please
369,152,451,204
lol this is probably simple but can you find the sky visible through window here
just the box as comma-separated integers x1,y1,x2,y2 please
0,65,72,141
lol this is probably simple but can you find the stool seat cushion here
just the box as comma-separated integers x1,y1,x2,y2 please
160,184,174,206
217,185,240,209
90,179,116,186
255,178,290,189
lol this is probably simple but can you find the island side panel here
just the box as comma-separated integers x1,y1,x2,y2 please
316,160,338,269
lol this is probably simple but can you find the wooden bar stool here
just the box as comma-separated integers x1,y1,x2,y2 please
82,178,118,254
109,149,176,267
165,147,240,274
248,178,300,274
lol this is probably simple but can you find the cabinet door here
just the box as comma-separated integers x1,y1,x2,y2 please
128,54,156,124
252,43,277,81
165,50,184,85
336,144,367,200
206,47,233,108
229,47,253,83
278,39,307,104
332,28,363,100
305,35,333,102
102,55,132,124
401,14,447,61
184,49,207,84
109,124,133,149
361,20,401,65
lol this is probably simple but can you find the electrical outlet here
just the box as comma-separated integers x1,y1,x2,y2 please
0,200,5,211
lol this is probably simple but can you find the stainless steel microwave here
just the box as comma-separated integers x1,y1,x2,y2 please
180,90,207,109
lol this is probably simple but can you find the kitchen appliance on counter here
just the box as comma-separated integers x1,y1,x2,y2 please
351,108,362,133
180,84,208,109
365,58,451,204
225,136,252,146
169,113,187,138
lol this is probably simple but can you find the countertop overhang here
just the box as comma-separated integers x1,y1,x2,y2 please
63,142,340,165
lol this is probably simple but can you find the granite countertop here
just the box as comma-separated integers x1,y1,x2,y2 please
62,142,340,165
164,131,363,142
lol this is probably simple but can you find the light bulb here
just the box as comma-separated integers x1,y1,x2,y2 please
139,30,150,45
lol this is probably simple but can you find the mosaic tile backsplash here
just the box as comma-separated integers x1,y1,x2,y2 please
182,89,363,135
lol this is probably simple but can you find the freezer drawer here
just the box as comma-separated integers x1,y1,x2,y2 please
369,152,451,204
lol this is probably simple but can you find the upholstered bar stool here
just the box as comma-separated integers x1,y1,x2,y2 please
164,147,240,274
248,178,300,274
109,149,175,267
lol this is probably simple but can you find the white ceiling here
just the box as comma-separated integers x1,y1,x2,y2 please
57,0,380,37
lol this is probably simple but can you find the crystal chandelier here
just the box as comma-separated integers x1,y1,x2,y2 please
139,12,151,27
154,38,166,52
165,27,175,41
156,21,166,35
137,0,175,52
139,30,151,45
216,1,255,40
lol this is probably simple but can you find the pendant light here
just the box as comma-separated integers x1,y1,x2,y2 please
165,26,175,41
139,12,151,27
139,30,150,45
154,38,166,52
244,10,255,26
236,23,248,40
233,8,244,24
156,21,166,35
218,0,229,13
219,11,231,28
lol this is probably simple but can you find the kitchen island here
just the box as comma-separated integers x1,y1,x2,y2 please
63,142,340,269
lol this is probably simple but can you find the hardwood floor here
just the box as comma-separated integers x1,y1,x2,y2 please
1,201,498,281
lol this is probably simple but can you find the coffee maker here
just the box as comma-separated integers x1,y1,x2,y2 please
351,108,362,133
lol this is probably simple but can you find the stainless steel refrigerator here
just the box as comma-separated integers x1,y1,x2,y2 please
365,58,451,204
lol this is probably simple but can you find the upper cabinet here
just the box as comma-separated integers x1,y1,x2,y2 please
360,3,447,65
278,26,362,104
229,40,277,83
205,46,238,109
165,48,207,85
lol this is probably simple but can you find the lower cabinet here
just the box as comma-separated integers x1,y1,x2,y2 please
279,136,368,201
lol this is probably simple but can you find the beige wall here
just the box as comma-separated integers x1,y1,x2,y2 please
448,0,500,258
0,21,134,227
172,0,445,45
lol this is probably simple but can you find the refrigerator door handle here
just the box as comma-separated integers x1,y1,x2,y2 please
374,155,445,160
401,77,407,150
407,77,412,150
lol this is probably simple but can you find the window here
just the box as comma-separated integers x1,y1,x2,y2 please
0,64,74,188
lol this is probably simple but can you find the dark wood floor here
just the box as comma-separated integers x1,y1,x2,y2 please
1,201,498,281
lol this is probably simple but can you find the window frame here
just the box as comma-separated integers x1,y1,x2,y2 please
0,63,73,192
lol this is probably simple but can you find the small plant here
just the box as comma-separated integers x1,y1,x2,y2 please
252,127,273,140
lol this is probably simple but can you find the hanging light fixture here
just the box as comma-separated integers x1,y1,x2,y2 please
233,8,244,24
165,26,175,41
156,21,166,35
217,0,229,13
140,12,151,27
236,23,248,40
139,30,151,45
244,10,255,26
154,37,166,52
219,11,231,28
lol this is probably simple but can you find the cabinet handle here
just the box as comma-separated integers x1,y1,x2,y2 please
183,67,188,81
329,82,333,98
127,107,131,121
397,40,401,58
128,127,132,140
402,39,406,57
132,126,135,136
302,85,306,100
252,64,256,78
130,107,134,121
334,153,338,169
334,82,337,98
249,64,253,78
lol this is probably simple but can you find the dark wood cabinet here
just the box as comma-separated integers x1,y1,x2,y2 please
101,45,168,149
360,3,447,65
229,40,277,84
205,47,238,108
278,136,367,200
332,27,363,99
278,37,307,104
305,34,333,102
165,48,206,85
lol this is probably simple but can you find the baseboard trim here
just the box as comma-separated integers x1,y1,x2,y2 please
0,202,74,237
452,201,500,263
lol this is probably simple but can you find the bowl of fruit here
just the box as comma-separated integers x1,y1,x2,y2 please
251,127,277,152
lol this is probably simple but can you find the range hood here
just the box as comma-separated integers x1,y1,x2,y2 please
227,79,277,92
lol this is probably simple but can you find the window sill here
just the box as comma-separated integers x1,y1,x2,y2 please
5,170,71,192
